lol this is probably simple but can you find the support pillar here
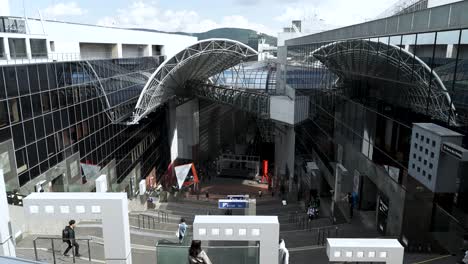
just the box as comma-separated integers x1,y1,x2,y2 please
3,38,11,60
0,169,15,257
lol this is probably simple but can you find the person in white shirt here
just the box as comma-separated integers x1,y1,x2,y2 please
279,239,289,264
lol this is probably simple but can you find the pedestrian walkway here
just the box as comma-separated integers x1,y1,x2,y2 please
11,177,459,264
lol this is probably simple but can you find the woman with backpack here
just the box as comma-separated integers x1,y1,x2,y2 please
188,240,212,264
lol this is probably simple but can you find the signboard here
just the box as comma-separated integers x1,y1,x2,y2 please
442,142,467,160
227,195,249,200
218,199,249,209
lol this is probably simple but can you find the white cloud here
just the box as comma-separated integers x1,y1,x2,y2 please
43,2,86,17
97,1,275,35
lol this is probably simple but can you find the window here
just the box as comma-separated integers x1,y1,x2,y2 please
424,160,427,165
30,39,47,58
412,163,415,169
417,167,420,172
414,143,418,148
419,146,423,151
429,163,433,169
428,174,432,180
8,98,21,123
432,140,436,147
431,152,435,158
0,101,8,128
421,135,424,142
49,41,55,52
426,138,429,144
415,132,419,139
418,156,422,162
8,38,27,58
0,37,4,58
425,149,428,155
413,153,416,159
422,170,426,176
41,92,50,112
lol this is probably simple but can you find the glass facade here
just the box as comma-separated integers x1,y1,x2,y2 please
0,56,170,193
287,27,468,252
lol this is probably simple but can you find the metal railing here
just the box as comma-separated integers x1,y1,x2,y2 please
135,211,169,229
33,236,92,264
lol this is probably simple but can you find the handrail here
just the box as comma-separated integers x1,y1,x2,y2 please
33,236,92,264
132,211,169,229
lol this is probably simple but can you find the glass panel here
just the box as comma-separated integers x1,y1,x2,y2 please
16,66,29,95
23,120,35,145
30,39,47,58
0,101,9,128
5,66,18,97
8,38,27,58
8,98,21,123
20,96,33,120
28,65,40,94
0,68,6,99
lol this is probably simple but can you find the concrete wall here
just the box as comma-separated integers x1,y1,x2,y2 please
25,19,197,58
8,205,26,241
338,134,406,237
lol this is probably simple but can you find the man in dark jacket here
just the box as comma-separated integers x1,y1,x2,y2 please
63,220,80,257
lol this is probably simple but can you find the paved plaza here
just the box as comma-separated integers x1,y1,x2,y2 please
13,177,462,264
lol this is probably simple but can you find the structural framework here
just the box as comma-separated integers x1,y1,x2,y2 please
311,39,457,125
130,38,258,124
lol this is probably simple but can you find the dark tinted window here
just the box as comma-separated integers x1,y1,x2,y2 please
37,64,48,91
16,66,30,95
34,116,45,140
27,143,38,167
5,67,18,97
0,101,8,128
0,68,6,99
23,120,35,145
20,96,33,120
28,65,40,93
12,123,25,148
47,65,57,90
8,98,21,123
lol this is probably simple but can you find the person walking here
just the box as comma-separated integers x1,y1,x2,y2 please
279,239,289,264
62,220,80,257
178,218,188,244
188,240,212,264
345,192,354,219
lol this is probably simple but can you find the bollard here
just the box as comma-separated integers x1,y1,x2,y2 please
88,239,91,262
51,239,56,264
33,239,38,261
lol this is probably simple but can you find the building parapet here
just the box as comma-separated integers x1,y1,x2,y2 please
286,0,468,46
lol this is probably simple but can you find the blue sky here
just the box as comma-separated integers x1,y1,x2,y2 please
8,0,395,35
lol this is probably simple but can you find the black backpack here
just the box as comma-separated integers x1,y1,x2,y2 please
62,227,69,242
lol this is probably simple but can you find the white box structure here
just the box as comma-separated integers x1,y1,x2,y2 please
0,169,15,257
408,123,463,192
23,193,131,264
193,215,279,264
327,239,404,264
95,174,108,193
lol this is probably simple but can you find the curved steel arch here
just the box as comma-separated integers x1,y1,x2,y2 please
131,38,258,124
311,39,457,125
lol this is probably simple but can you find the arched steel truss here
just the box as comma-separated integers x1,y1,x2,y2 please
311,39,457,125
130,39,257,124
